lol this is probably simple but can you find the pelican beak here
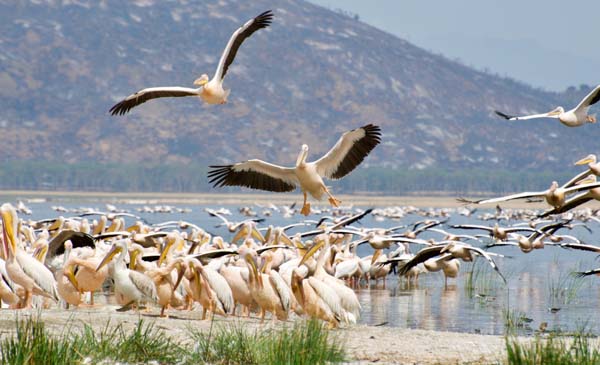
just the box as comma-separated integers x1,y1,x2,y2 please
577,176,596,185
193,77,208,86
232,227,247,243
158,237,176,266
299,239,325,267
173,262,186,290
371,249,382,265
244,254,263,288
129,249,139,270
575,157,594,166
66,265,79,290
1,204,18,257
33,245,47,262
251,228,265,243
96,245,121,272
280,234,293,247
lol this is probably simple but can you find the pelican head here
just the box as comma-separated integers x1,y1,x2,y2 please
1,203,19,258
243,250,263,288
587,115,597,123
548,106,565,116
299,238,325,267
296,144,309,167
575,154,597,166
193,74,210,86
549,181,559,191
96,240,128,272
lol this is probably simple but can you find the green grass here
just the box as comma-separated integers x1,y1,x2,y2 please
187,318,346,364
464,257,506,298
0,316,346,365
546,263,586,307
505,331,600,365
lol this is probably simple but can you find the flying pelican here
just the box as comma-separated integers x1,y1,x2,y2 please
459,180,600,209
109,10,273,115
562,154,600,188
495,85,600,127
540,176,600,217
208,124,382,215
1,203,59,308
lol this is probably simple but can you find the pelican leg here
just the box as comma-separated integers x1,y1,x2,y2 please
23,290,33,309
322,185,341,207
300,191,311,216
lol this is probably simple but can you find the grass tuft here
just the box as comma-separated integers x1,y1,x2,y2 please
506,331,600,365
0,316,345,365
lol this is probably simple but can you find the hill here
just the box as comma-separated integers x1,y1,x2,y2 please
1,0,597,192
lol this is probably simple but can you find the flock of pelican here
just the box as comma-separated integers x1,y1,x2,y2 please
3,148,600,323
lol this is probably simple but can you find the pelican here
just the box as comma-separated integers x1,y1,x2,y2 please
540,176,600,217
1,203,59,308
562,154,600,188
460,180,600,209
495,85,600,127
109,10,273,115
208,124,381,215
291,267,340,328
95,239,158,309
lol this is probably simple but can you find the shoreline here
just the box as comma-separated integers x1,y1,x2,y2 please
1,190,594,210
0,308,506,364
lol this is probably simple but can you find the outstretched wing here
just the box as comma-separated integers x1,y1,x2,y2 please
214,10,273,81
314,124,381,179
494,109,558,121
208,160,298,192
574,85,600,112
109,87,201,115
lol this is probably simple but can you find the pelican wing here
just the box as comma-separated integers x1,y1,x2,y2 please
208,160,298,192
16,252,59,300
397,245,445,276
214,10,273,81
563,181,600,194
574,85,600,111
494,110,558,121
109,87,201,115
307,276,345,320
202,267,234,314
128,270,158,302
466,246,506,283
469,190,549,205
450,224,493,232
48,230,95,259
269,270,291,312
562,170,593,189
539,192,594,217
559,242,600,253
315,124,381,179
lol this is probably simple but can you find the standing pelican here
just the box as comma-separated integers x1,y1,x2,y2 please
495,85,600,127
1,203,59,308
95,239,158,309
208,124,381,215
109,10,273,115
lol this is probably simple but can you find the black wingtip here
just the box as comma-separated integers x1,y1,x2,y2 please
494,110,514,120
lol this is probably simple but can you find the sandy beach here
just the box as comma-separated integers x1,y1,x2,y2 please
0,307,507,365
1,190,593,210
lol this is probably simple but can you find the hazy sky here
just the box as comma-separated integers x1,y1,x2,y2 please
310,0,598,92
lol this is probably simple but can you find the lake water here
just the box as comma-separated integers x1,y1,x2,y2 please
8,197,600,336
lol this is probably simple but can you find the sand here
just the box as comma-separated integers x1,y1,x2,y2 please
0,307,508,365
2,189,595,210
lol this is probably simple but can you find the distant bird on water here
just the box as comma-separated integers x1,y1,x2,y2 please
495,84,600,127
109,10,273,115
208,124,381,216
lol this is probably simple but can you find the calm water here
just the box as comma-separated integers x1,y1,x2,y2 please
9,198,600,336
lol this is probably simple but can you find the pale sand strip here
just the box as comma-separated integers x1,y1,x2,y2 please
2,190,598,209
0,308,506,365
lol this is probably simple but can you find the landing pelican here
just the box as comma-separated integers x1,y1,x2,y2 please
109,10,273,115
208,124,381,215
495,85,600,127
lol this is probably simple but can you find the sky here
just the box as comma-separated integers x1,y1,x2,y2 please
309,0,598,92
